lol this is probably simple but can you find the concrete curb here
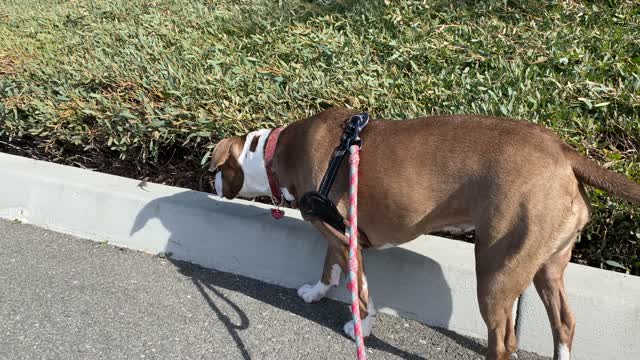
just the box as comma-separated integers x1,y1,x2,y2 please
517,263,640,359
1,152,639,359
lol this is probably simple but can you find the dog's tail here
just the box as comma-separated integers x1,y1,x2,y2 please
564,145,640,205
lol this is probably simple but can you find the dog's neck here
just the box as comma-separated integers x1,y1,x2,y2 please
215,129,295,201
223,128,294,202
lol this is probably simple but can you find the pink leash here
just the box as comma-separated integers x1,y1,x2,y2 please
271,114,369,359
347,144,367,360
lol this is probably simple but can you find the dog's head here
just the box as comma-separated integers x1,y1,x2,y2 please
208,135,246,199
208,129,273,199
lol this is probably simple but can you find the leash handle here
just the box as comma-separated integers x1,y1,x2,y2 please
348,144,367,360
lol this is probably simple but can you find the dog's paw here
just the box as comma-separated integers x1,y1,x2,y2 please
297,282,329,303
343,315,375,340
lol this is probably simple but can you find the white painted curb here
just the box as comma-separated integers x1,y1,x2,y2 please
1,152,639,359
0,153,488,339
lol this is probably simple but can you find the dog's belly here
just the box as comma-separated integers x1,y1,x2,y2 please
357,199,475,248
375,224,475,250
439,224,476,235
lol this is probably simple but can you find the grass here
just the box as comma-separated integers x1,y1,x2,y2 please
0,0,639,274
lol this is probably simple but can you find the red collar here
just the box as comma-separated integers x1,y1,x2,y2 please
264,127,284,203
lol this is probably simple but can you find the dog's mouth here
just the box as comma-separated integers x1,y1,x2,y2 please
206,167,221,197
213,171,223,198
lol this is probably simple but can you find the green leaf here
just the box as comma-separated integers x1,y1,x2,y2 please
577,98,593,109
605,260,627,270
201,150,211,166
118,110,136,119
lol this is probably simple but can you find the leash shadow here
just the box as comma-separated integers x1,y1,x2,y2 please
190,276,252,360
168,257,430,360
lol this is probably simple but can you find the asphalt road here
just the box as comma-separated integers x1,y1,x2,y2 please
0,219,548,360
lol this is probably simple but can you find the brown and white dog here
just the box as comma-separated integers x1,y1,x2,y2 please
209,107,640,360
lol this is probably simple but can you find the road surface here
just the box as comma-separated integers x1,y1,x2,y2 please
0,219,548,359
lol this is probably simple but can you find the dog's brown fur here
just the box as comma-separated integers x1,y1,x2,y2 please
211,107,640,360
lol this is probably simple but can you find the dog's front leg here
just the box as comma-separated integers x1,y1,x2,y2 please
297,244,342,303
341,243,376,340
297,220,377,340
297,219,349,303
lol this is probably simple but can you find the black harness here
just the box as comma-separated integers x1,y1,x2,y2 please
298,113,370,235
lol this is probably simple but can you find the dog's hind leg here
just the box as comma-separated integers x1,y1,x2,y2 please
474,211,555,359
474,167,590,360
532,185,589,360
475,264,524,360
533,244,575,360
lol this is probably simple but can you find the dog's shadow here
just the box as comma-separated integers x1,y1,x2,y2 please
169,258,442,360
130,190,482,359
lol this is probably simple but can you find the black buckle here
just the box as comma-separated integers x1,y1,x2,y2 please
343,112,369,147
298,191,346,234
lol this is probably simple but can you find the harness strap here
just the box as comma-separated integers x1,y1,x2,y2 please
297,113,371,358
318,113,370,197
298,113,370,242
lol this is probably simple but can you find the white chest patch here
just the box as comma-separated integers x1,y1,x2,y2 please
237,129,272,198
281,187,295,202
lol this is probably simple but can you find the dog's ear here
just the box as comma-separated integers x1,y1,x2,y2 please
209,136,244,172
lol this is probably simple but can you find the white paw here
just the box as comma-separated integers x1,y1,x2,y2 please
297,282,330,303
557,344,571,360
343,300,377,340
343,314,375,340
